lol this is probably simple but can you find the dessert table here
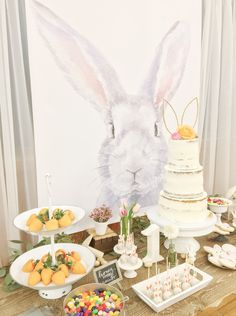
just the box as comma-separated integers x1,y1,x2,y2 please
1,228,236,316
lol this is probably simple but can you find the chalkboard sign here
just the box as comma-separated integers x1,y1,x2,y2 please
93,260,123,286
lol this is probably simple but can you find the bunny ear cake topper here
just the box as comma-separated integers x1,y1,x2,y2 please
163,97,199,140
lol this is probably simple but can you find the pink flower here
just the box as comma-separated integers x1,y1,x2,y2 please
171,131,182,140
119,208,128,217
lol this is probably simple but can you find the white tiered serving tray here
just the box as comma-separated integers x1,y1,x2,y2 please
14,205,85,236
10,243,95,299
132,263,213,313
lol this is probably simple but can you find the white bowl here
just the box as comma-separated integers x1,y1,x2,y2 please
63,283,128,315
14,205,85,236
10,243,95,290
207,198,232,214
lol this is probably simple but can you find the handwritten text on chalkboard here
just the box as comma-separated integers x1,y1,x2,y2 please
93,260,122,285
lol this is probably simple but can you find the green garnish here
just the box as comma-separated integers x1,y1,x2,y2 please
53,209,64,220
43,253,52,268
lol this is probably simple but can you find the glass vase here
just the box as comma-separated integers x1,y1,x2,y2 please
120,216,132,240
167,240,177,268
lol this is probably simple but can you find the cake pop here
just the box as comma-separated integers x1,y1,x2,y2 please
189,271,200,286
145,284,154,298
154,279,161,292
182,267,190,282
181,276,191,290
166,274,173,296
162,280,172,300
173,282,182,295
153,290,163,303
172,273,180,288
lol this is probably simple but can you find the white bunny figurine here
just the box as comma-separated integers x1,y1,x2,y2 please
32,1,190,210
128,245,138,265
117,235,125,251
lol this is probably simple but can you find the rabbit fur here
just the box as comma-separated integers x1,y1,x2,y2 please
32,1,190,209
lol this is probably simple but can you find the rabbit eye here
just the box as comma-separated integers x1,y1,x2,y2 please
107,122,115,138
154,121,160,137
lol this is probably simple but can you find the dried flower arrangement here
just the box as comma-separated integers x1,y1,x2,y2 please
90,205,112,223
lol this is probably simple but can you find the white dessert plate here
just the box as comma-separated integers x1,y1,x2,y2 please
14,205,85,236
10,243,95,290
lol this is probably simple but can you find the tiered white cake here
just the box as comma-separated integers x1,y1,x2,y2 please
159,138,209,223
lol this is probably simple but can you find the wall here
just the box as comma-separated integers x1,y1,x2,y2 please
25,0,201,228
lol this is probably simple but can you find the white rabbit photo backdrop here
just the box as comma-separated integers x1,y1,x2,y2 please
25,0,201,228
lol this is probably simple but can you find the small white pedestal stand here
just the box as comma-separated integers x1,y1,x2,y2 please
117,258,143,278
146,205,217,254
114,234,142,279
213,203,233,232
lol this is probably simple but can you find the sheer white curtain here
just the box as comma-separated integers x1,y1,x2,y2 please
199,0,236,195
0,0,37,266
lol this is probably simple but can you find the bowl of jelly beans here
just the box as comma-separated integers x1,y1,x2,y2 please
63,283,128,316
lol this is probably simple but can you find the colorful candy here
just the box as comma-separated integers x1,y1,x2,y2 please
64,288,123,316
207,197,229,205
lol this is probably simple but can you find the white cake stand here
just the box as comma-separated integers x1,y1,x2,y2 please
10,243,95,299
146,205,217,254
117,258,143,278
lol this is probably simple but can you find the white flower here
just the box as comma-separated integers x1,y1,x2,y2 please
132,203,141,213
163,225,179,240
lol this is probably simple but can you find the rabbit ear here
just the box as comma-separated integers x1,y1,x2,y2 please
140,21,190,108
181,97,199,128
162,99,179,134
31,1,125,114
